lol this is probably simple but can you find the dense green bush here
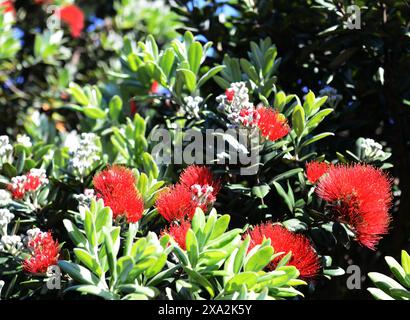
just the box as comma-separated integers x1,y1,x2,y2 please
0,0,408,300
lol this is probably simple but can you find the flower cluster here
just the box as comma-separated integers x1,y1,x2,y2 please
156,166,220,250
217,82,254,127
319,86,343,108
217,83,290,141
16,134,32,148
68,132,101,177
23,230,60,274
55,5,85,38
0,235,23,255
0,190,11,207
246,223,321,279
316,164,392,250
93,166,144,223
183,96,204,119
0,135,13,165
305,161,332,184
256,106,290,142
8,168,49,200
357,138,388,162
73,189,95,208
161,220,191,250
0,1,14,15
156,165,220,222
0,208,14,235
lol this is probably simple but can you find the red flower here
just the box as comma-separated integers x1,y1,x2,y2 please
130,99,137,116
225,88,235,102
246,223,321,279
1,1,15,14
238,106,260,127
8,169,48,199
55,5,84,38
161,220,191,250
93,166,144,223
256,107,290,142
155,184,197,222
179,165,220,208
316,164,392,250
150,81,159,94
306,161,331,184
23,231,60,274
34,0,53,4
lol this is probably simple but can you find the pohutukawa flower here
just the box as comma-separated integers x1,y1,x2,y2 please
316,164,392,250
238,106,260,127
55,5,85,38
23,231,60,274
246,223,321,279
155,184,197,222
34,0,54,4
161,220,191,250
179,165,221,208
8,169,49,199
93,166,144,223
255,107,290,142
306,161,331,184
1,1,15,15
225,88,235,102
150,81,159,94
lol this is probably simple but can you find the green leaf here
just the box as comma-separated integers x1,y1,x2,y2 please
389,288,410,300
272,182,293,213
303,91,315,115
385,256,407,287
197,65,225,89
300,132,334,149
240,59,259,83
368,272,406,297
84,210,97,249
117,256,135,283
306,108,333,131
58,261,101,287
323,268,345,276
177,68,197,93
74,248,102,277
83,107,106,120
188,41,203,75
15,150,25,175
252,184,270,199
63,219,87,248
225,272,258,293
103,227,117,282
65,285,117,300
234,236,250,273
184,267,215,298
210,215,231,240
159,48,175,79
145,253,167,279
367,287,394,300
109,95,123,121
245,246,274,272
191,208,205,234
402,250,410,275
207,229,241,249
68,83,89,106
292,104,305,137
186,229,199,267
270,168,304,183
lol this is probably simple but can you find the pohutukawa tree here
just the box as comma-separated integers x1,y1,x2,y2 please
0,0,404,301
